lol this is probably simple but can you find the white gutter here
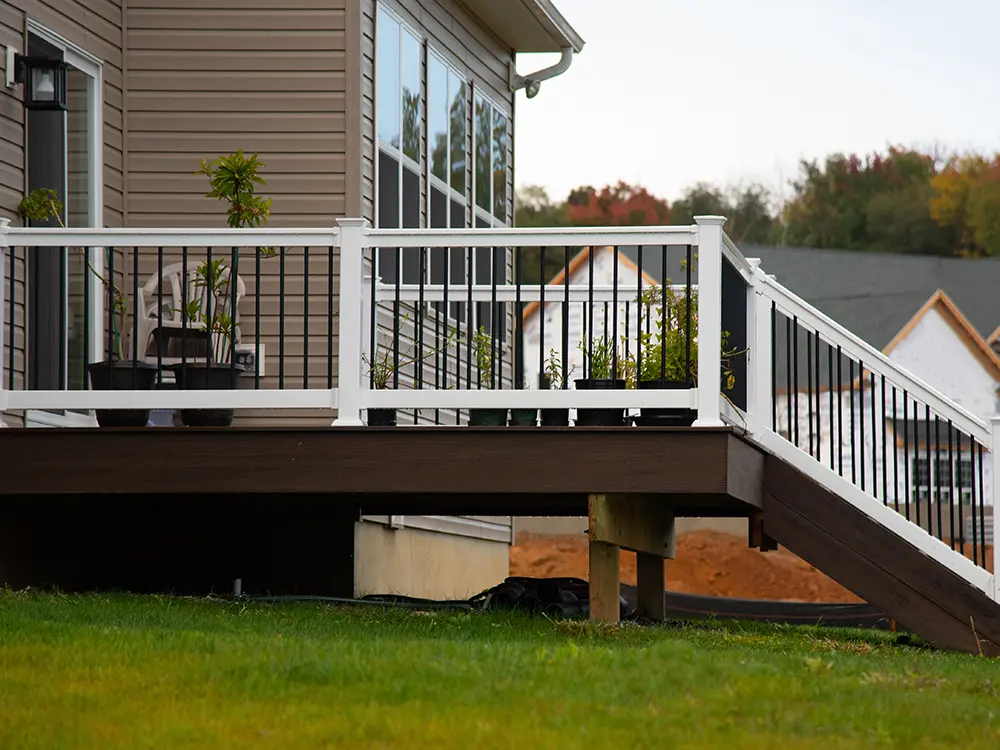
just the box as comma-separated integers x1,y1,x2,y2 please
509,46,574,99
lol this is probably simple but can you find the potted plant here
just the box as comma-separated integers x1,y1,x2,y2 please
18,189,157,427
170,152,273,427
363,318,459,427
470,325,508,426
539,348,576,427
634,285,746,426
508,375,538,427
574,334,629,426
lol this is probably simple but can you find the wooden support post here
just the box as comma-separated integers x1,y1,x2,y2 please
589,540,621,623
589,493,675,623
636,552,666,622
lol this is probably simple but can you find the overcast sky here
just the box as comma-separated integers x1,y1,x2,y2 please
513,0,1000,204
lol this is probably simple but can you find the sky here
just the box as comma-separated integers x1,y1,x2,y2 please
513,0,1000,205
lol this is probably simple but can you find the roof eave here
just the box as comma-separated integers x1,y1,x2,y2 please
527,0,586,53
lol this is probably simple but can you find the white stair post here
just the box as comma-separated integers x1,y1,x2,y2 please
692,216,725,427
745,258,772,434
992,416,1000,599
332,218,369,426
0,218,9,428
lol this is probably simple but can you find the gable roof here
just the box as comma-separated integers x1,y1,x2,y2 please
521,246,660,322
883,289,1000,381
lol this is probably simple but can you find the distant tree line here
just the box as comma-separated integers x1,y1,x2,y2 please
514,146,1000,282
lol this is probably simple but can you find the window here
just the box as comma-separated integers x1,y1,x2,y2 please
376,7,421,284
472,92,509,333
912,456,975,505
427,51,468,319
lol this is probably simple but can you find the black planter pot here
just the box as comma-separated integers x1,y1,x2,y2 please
540,408,570,427
170,362,244,427
367,408,397,427
87,360,158,428
469,408,508,426
574,378,627,427
509,408,538,427
634,379,697,427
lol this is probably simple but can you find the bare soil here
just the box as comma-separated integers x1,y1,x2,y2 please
510,530,862,602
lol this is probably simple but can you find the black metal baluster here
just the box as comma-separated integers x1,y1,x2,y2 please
416,245,426,423
870,372,878,498
892,387,899,509
828,342,835,470
181,247,189,384
279,247,286,389
935,414,942,542
106,248,115,388
326,246,333,390
685,245,693,386
880,374,887,505
7,248,14,389
256,246,262,390
587,246,594,377
859,360,865,492
562,246,569,390
465,247,472,396
83,246,91,387
205,247,213,365
977,443,986,568
836,346,843,476
230,247,238,383
636,246,643,383
903,391,911,522
948,420,956,551
538,246,545,389
915,401,922,529
156,247,163,386
369,248,377,389
130,247,139,388
515,247,523,395
612,246,619,384
814,334,821,459
926,404,933,531
302,246,310,389
806,331,814,457
786,316,793,443
792,317,799,448
849,359,856,484
490,246,498,390
660,244,667,382
959,432,970,561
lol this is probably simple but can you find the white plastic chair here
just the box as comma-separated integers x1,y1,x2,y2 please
135,260,246,366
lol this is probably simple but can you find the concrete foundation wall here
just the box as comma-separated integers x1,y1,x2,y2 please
354,522,509,600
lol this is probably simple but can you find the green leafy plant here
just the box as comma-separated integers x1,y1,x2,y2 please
364,316,459,389
578,334,630,381
197,151,273,242
17,188,128,361
176,258,241,364
473,326,497,388
542,348,576,389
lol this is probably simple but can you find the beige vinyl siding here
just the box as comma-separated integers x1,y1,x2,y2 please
125,0,348,426
0,0,124,427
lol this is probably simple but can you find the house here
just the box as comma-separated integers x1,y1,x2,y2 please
518,244,1000,548
0,0,584,600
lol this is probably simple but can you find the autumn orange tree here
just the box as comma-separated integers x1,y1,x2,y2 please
929,155,1000,257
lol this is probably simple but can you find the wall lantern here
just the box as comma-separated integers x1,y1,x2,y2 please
5,45,67,111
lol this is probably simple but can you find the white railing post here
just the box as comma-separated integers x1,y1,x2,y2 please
332,218,368,426
693,216,725,427
992,416,1000,597
0,218,9,428
745,259,771,433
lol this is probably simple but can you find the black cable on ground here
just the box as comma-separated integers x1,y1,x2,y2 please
249,577,894,631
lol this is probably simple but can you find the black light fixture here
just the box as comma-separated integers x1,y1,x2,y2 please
5,45,67,111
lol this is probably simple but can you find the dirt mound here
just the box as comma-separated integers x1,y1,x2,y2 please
510,530,862,603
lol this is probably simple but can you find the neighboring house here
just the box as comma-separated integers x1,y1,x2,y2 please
519,244,1000,544
0,0,584,599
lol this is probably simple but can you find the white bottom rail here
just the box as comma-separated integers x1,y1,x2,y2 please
749,427,994,596
6,389,336,411
364,388,697,410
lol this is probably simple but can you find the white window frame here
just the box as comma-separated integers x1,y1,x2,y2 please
374,3,423,284
25,20,104,428
425,46,469,324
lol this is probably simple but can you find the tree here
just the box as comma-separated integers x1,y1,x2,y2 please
669,183,776,244
929,155,1000,257
564,181,670,226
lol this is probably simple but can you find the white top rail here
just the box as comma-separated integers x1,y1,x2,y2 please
758,271,991,447
377,282,693,304
365,225,699,249
722,234,754,283
4,227,342,249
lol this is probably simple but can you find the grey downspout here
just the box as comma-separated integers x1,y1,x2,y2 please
510,47,574,99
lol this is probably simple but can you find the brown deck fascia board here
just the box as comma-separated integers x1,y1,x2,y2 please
0,427,763,503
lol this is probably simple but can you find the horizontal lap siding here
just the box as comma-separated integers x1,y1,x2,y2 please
125,0,348,427
0,0,124,427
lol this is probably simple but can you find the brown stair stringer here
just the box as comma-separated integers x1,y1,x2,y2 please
762,454,1000,655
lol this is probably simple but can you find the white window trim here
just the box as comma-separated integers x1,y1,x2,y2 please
25,20,104,428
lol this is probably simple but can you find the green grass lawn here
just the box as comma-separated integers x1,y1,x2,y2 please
1,592,998,749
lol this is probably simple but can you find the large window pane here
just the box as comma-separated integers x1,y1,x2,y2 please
450,77,467,195
66,67,93,391
492,111,508,223
376,8,400,149
401,29,421,163
474,95,491,213
428,56,448,182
